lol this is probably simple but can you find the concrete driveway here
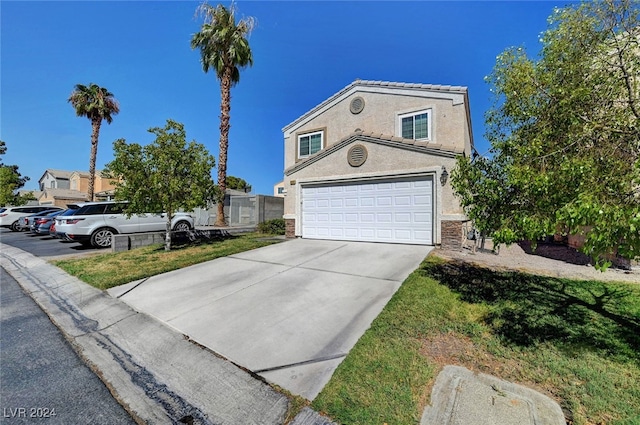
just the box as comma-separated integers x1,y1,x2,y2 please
108,238,431,400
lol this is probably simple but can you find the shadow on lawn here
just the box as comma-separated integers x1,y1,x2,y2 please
422,259,640,360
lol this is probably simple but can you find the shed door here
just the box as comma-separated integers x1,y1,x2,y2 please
301,177,433,245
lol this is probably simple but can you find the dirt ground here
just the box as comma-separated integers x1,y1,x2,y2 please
435,239,639,284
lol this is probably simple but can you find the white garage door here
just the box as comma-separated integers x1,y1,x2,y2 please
301,177,433,245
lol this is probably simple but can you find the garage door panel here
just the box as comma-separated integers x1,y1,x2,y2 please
361,197,375,207
302,177,433,245
377,213,393,223
394,229,412,240
360,228,375,238
345,198,358,207
394,196,411,206
414,195,431,205
331,199,343,208
361,213,375,223
377,196,393,206
345,213,358,222
414,212,431,223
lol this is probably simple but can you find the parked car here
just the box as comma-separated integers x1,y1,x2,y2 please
0,206,64,231
54,201,194,248
31,210,67,235
17,208,64,232
49,209,78,238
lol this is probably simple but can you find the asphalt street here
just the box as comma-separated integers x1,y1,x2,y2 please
0,228,100,259
0,268,135,425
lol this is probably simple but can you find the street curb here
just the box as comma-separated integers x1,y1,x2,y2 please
1,243,290,424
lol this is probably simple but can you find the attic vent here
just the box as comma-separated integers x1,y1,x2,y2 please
348,144,368,167
350,96,365,114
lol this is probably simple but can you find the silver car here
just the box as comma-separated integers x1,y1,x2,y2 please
17,208,64,232
54,201,194,248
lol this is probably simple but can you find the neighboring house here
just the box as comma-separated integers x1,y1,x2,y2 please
282,79,473,248
69,171,116,196
37,169,117,206
17,190,41,205
38,189,88,207
38,169,73,190
273,181,285,198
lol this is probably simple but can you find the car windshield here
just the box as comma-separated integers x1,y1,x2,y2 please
0,208,5,213
58,209,77,217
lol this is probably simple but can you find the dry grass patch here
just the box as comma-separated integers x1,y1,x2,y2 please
52,233,281,290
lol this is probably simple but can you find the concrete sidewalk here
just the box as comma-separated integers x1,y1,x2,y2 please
107,239,431,400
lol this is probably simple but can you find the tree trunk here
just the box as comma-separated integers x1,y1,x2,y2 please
214,66,232,227
165,212,172,251
88,118,101,202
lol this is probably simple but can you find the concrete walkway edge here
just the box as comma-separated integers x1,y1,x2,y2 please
0,243,336,424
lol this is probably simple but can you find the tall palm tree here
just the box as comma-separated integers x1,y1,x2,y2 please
191,2,255,227
68,83,119,202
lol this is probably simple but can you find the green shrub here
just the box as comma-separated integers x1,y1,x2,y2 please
257,218,285,235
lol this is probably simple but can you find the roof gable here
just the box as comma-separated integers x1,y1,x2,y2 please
38,169,74,183
282,79,470,137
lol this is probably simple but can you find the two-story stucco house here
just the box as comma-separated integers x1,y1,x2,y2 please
37,169,117,206
282,80,473,248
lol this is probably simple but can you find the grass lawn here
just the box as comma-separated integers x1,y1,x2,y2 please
52,233,281,290
312,255,640,425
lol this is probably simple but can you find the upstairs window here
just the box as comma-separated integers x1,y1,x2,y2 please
298,131,323,158
399,110,431,140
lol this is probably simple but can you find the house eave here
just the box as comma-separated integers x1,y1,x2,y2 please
284,132,463,176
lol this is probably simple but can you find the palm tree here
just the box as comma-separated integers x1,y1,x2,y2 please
191,2,255,226
68,83,119,202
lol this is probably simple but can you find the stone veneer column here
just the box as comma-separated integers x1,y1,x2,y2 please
440,220,464,250
285,219,296,238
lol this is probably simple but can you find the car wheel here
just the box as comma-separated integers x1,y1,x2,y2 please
173,221,191,232
90,228,116,248
10,221,20,232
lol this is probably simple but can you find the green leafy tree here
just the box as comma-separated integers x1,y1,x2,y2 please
191,2,255,226
104,119,216,251
226,175,250,192
68,83,120,202
0,140,32,206
452,0,640,269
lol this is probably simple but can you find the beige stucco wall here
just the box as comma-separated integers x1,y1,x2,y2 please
282,84,472,245
282,140,465,243
69,173,116,193
284,90,470,169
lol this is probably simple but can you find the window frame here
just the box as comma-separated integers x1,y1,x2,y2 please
398,109,432,141
297,130,324,159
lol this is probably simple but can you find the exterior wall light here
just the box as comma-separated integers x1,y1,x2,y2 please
440,166,449,186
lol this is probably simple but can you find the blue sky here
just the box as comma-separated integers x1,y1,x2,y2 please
2,1,563,195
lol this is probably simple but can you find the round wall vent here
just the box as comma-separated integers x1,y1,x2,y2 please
350,96,365,114
348,144,368,167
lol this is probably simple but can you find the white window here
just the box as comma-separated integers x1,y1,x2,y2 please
399,109,431,140
298,131,323,158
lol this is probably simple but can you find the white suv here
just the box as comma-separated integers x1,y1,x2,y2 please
54,201,194,248
0,205,64,231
